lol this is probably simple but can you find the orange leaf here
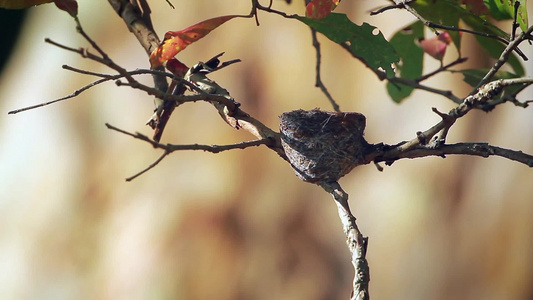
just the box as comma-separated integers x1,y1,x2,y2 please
0,0,53,9
305,0,340,19
150,15,239,69
54,0,77,16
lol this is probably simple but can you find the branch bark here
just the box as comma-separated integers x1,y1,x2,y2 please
107,0,168,92
320,181,369,300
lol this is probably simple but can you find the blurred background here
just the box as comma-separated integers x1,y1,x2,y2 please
0,1,532,299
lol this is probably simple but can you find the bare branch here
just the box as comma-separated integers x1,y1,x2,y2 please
319,181,369,300
381,77,533,153
8,76,113,114
126,150,169,182
372,142,533,167
105,122,275,180
369,0,416,15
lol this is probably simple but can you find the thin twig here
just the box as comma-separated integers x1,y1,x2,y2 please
62,65,114,78
126,151,169,181
8,77,113,114
416,57,468,83
105,122,274,180
311,28,341,112
7,67,194,114
388,77,462,103
369,0,415,15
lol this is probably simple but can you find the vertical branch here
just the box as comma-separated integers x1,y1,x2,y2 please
320,181,370,300
107,0,168,92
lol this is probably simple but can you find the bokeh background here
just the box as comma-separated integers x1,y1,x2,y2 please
1,1,532,299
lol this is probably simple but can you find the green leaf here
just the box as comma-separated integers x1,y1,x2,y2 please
296,13,399,77
386,21,425,103
484,0,528,31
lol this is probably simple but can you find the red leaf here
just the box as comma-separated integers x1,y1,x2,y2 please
150,15,239,69
305,0,340,19
166,58,189,77
0,0,53,9
54,0,77,16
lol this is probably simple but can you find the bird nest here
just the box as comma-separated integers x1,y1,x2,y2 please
280,109,370,183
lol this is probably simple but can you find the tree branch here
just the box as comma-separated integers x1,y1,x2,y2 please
105,123,275,180
319,181,369,300
310,28,341,112
473,26,533,93
378,77,533,154
371,142,533,167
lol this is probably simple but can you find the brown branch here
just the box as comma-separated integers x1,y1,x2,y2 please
8,76,112,114
126,150,169,181
105,123,275,180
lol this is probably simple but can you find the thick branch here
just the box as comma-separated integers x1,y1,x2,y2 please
370,142,533,167
107,0,168,92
